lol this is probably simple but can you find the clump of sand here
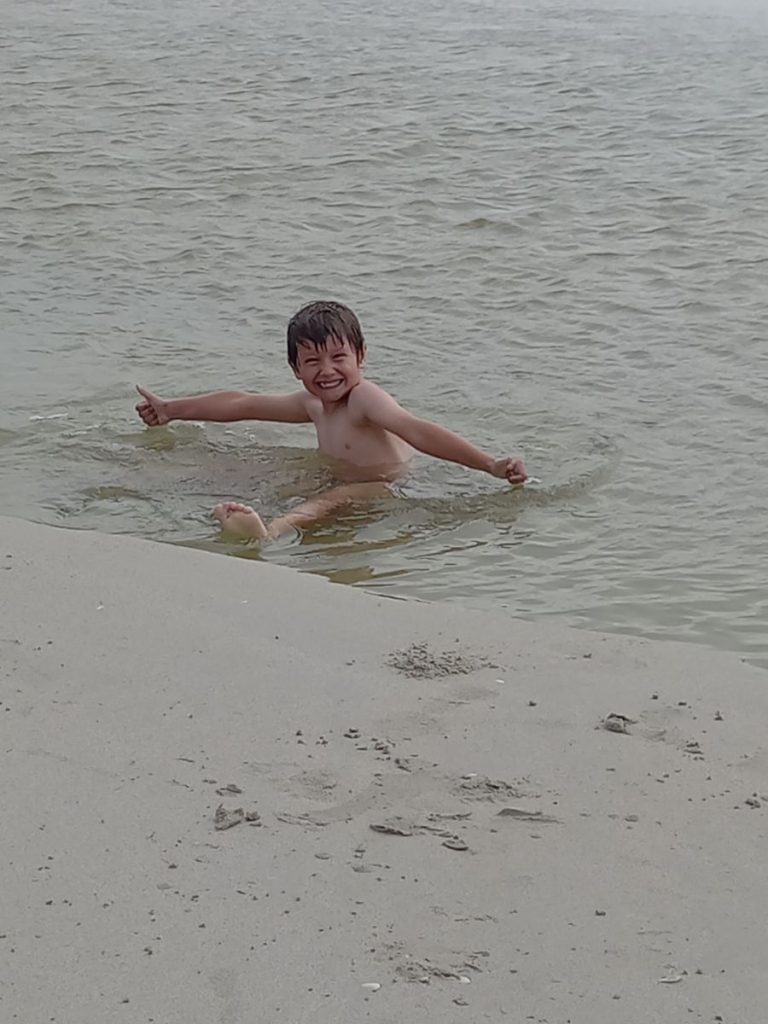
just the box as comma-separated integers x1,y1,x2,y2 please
386,641,490,678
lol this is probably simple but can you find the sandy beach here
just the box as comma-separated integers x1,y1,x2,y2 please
2,515,766,1023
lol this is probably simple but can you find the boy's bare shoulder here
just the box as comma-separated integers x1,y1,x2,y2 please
348,380,398,415
299,389,324,419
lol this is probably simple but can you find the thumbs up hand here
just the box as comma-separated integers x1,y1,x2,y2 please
135,385,170,427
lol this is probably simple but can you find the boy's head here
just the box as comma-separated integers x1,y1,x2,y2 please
287,301,367,403
287,301,366,371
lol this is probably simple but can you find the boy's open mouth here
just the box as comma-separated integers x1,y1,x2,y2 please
316,380,344,390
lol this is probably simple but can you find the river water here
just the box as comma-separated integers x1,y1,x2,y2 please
2,0,767,665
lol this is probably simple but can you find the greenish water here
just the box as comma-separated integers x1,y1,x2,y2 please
2,0,767,666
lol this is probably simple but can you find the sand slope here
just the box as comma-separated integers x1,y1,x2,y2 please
1,516,766,1023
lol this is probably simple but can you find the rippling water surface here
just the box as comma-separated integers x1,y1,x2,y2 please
2,0,767,665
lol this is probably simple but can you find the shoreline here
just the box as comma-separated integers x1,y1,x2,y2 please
2,515,767,1022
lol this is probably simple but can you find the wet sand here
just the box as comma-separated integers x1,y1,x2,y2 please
2,515,767,1022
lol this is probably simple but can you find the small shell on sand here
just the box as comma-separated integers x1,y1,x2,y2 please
600,713,637,734
214,804,244,830
370,819,414,837
442,837,469,852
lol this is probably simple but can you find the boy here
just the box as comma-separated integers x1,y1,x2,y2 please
135,300,527,540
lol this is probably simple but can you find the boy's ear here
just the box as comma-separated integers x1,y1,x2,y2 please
359,344,367,367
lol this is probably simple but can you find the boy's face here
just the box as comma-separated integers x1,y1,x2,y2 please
292,335,364,403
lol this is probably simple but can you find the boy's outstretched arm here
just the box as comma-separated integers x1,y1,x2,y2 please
135,385,310,426
356,384,527,484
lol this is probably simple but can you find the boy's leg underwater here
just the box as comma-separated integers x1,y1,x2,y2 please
213,482,390,541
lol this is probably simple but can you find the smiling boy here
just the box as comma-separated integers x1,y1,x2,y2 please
135,300,527,539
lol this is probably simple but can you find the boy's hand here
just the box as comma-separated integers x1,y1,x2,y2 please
490,457,527,485
135,385,170,426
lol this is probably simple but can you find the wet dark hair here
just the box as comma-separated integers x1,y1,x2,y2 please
287,300,366,370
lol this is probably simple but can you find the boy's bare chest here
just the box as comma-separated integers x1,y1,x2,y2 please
314,407,366,454
311,405,402,465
